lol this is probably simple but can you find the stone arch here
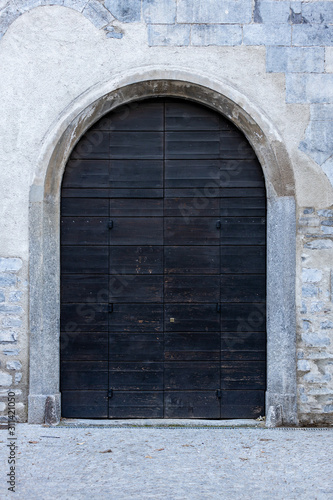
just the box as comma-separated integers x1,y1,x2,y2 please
28,72,297,425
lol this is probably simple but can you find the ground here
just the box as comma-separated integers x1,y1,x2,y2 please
1,421,332,499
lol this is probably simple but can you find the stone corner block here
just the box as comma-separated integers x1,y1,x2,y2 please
83,0,115,29
266,405,283,428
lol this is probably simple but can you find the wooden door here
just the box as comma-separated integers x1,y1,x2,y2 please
60,98,266,419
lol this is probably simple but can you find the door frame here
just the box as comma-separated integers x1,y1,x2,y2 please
28,70,297,425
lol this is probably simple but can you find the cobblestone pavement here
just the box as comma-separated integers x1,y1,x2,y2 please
1,424,332,500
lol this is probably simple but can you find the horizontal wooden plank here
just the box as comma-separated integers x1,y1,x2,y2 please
165,102,220,131
109,188,164,198
164,391,220,418
109,304,163,332
61,246,108,274
165,187,266,198
60,332,108,361
165,275,220,303
61,198,109,216
221,246,266,274
164,362,220,390
109,392,163,418
219,218,266,245
219,160,265,188
109,362,163,390
166,132,220,159
219,133,257,159
61,275,109,303
62,160,109,188
109,334,163,362
110,246,163,274
221,332,267,351
220,198,266,217
165,160,219,188
221,274,266,303
165,304,220,332
110,218,163,245
60,303,108,332
220,303,266,333
221,350,266,361
93,102,164,131
220,390,265,419
221,360,266,390
164,197,219,217
110,132,163,159
164,217,220,245
164,333,220,361
61,188,109,198
61,217,108,246
109,275,163,303
61,361,108,390
109,160,163,188
164,246,220,274
110,199,163,216
61,391,108,418
70,133,109,160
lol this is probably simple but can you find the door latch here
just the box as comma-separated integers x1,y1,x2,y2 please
108,389,113,399
216,389,221,400
216,303,221,313
108,303,113,313
108,220,113,230
216,220,221,229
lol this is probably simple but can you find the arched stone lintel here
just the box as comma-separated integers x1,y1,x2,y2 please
28,74,297,426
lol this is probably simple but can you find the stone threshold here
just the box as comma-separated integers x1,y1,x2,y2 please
56,418,265,428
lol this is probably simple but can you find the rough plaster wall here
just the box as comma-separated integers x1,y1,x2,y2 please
0,1,332,423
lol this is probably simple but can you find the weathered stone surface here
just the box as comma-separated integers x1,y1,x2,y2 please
0,402,6,412
143,0,176,24
287,74,333,104
302,2,333,25
0,258,22,272
255,0,291,24
0,305,23,315
6,360,22,370
243,24,291,46
326,47,333,73
266,47,325,73
8,291,22,303
0,292,4,303
44,395,60,425
105,26,123,39
0,331,17,343
266,405,283,427
320,320,333,329
15,372,22,384
0,371,12,386
293,25,333,46
104,0,141,23
177,0,252,24
2,317,22,327
302,268,323,283
82,0,114,29
2,349,20,356
300,105,333,166
302,333,330,347
302,285,318,297
0,274,16,287
148,24,190,46
63,0,87,12
318,208,333,218
191,24,242,46
297,360,311,372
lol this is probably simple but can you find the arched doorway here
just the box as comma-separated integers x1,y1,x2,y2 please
60,98,266,419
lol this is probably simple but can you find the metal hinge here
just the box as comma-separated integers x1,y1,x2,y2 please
216,220,221,229
108,303,113,313
108,389,113,399
216,389,221,400
216,303,221,313
108,220,113,230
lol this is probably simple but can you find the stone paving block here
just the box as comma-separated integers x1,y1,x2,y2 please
143,0,176,24
293,25,333,46
83,0,114,28
104,0,141,23
266,46,325,73
286,74,333,103
177,0,252,24
302,1,333,25
148,24,190,46
191,24,242,46
243,24,291,46
255,0,291,24
326,47,333,73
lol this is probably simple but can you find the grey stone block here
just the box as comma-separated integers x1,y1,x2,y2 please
302,268,323,283
2,317,22,327
255,0,291,24
286,74,333,104
0,330,17,343
266,47,325,73
322,225,333,235
243,24,291,46
0,258,22,272
266,405,283,427
293,25,333,46
2,349,20,356
63,0,87,13
0,274,16,287
300,119,333,166
8,291,22,303
104,0,141,23
14,373,22,384
305,239,333,250
191,24,242,46
0,3,21,34
320,321,333,329
0,305,23,315
177,0,252,24
321,157,333,186
302,284,318,297
302,2,333,25
143,0,176,24
311,104,333,122
318,209,333,217
105,26,123,39
82,0,114,29
302,333,330,347
148,24,190,47
0,371,12,386
6,360,22,370
45,395,60,425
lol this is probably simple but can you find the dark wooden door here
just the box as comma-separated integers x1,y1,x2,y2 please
60,99,266,419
